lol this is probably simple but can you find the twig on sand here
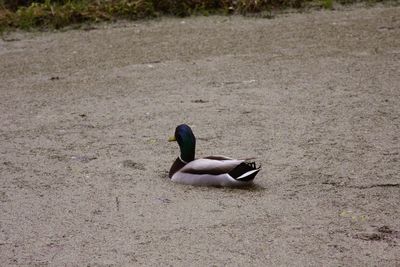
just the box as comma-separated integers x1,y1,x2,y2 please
115,196,120,211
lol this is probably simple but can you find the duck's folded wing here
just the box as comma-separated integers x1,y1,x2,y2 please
180,158,244,175
203,155,235,160
204,155,257,161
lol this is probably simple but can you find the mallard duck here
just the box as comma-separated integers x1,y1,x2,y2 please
168,124,261,186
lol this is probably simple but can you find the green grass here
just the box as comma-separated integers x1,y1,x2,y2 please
0,0,396,32
321,0,333,9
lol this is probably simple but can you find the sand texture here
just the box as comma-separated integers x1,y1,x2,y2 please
1,5,400,266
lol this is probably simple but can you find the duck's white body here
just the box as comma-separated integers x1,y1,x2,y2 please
170,157,259,187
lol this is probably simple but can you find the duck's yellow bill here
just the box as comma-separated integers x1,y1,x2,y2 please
168,136,176,142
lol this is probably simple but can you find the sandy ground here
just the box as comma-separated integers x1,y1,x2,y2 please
1,5,400,266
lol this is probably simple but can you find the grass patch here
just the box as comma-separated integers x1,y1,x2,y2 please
321,0,333,9
0,0,397,32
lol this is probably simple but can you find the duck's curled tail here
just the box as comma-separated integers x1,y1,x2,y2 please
228,161,261,182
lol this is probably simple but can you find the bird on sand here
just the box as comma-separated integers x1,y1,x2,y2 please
168,124,261,186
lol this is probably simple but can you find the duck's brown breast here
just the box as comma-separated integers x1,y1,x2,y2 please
169,157,186,178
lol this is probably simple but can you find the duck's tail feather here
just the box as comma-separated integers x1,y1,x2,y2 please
228,162,261,182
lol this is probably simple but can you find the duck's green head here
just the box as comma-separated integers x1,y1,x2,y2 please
168,124,196,162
